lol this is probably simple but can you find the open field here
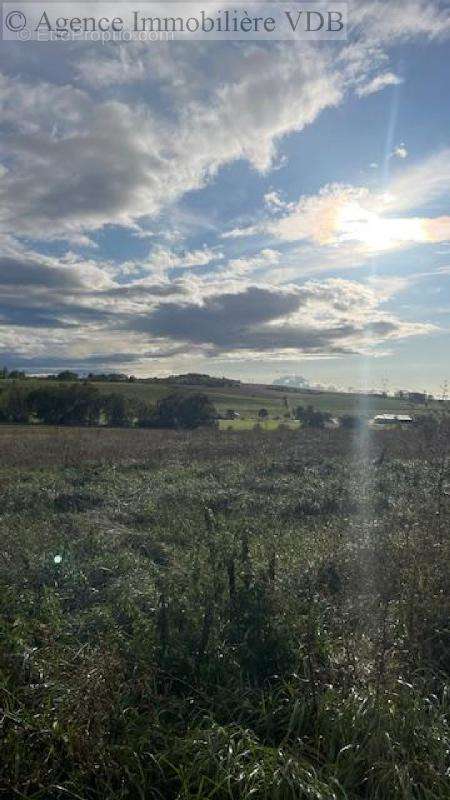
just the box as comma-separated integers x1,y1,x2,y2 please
218,418,302,431
0,422,449,799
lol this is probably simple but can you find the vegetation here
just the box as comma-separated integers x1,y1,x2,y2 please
152,391,216,429
0,385,215,430
295,404,333,428
0,420,448,799
340,414,365,430
0,371,446,422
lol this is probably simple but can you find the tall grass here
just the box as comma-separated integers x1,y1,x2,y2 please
0,423,448,798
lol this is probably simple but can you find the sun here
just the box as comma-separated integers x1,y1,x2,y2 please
337,201,427,251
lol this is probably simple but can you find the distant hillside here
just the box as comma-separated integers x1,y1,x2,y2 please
144,373,241,388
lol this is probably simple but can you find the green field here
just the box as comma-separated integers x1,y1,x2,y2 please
90,381,442,417
218,418,301,431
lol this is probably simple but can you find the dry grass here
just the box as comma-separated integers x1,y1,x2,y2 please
0,422,448,799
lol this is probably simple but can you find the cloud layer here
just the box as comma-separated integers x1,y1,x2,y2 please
0,0,448,373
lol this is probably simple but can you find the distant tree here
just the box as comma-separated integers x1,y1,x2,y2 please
29,385,101,425
8,370,26,380
164,373,240,388
258,408,269,419
295,404,331,429
0,366,8,379
57,371,79,382
156,392,216,429
155,393,184,428
178,394,216,428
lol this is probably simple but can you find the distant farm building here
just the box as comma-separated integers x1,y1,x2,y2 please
224,410,240,420
370,414,415,427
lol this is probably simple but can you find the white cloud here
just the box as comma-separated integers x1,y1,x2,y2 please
1,0,448,373
146,246,222,274
392,144,408,159
263,191,292,213
356,71,403,96
226,151,450,260
1,1,449,244
0,43,345,242
385,149,450,212
350,0,450,43
219,248,281,278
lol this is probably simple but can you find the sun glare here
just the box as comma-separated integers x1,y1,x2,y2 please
338,201,427,251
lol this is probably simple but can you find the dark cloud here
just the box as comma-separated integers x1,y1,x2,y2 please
127,286,388,354
0,289,115,328
0,347,184,372
132,287,302,344
98,282,187,299
0,256,83,289
0,253,427,369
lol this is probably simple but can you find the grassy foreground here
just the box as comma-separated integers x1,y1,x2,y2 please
0,424,449,799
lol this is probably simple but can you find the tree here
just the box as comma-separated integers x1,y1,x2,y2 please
57,371,79,382
135,402,158,428
29,385,101,425
295,404,331,429
0,385,30,423
180,393,216,429
155,392,216,429
258,408,269,419
103,393,134,427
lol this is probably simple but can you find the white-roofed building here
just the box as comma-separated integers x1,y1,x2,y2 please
370,414,415,427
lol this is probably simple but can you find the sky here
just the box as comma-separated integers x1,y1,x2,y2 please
0,1,449,392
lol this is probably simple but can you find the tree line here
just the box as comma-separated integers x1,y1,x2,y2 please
0,384,216,429
0,368,240,387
